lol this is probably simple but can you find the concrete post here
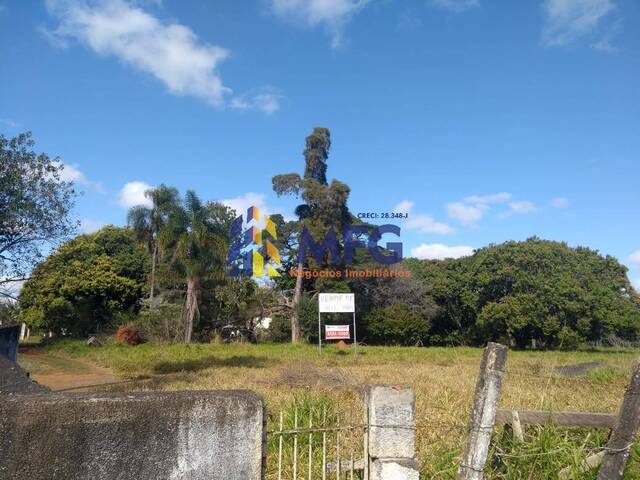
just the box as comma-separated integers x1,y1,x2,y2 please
457,342,508,480
366,385,419,480
597,358,640,480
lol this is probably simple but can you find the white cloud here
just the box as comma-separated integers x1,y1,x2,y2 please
80,218,104,233
44,0,233,107
220,192,299,223
447,192,512,226
118,181,153,208
220,192,269,219
627,251,640,269
463,192,512,205
550,196,570,208
390,200,452,234
542,0,615,47
499,201,538,218
392,200,415,214
592,37,617,52
0,117,19,128
429,0,480,13
54,161,104,192
405,214,454,235
507,201,537,215
411,243,474,260
447,201,488,225
633,278,640,291
230,90,283,114
447,192,538,224
270,0,371,48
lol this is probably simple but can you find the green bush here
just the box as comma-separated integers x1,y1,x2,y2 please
266,315,292,343
408,237,640,348
131,303,184,343
366,304,428,346
19,226,149,336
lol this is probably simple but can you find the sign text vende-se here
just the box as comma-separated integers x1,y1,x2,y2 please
318,293,355,313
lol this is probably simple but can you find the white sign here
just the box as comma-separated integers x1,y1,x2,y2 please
325,325,351,340
319,293,355,313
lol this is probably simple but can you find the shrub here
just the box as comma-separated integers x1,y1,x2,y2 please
131,303,184,343
115,325,142,346
19,226,149,336
366,304,428,346
266,316,292,343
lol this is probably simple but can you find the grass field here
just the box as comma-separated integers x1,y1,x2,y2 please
26,339,640,479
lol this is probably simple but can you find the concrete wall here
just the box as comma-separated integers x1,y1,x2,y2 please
0,324,20,361
0,389,265,480
0,355,50,395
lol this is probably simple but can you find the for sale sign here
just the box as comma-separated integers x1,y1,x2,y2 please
325,325,350,340
319,293,355,313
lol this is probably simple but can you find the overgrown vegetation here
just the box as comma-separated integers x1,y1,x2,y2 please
19,226,148,335
31,340,640,478
407,238,640,348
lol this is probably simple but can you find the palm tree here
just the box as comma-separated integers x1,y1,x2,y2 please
162,190,231,343
127,185,179,301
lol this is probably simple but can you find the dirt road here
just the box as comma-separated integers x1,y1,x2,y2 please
18,349,118,391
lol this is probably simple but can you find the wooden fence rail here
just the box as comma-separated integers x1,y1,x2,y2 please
495,409,617,429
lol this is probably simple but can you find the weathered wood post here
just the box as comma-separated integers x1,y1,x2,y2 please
457,342,508,480
597,359,640,480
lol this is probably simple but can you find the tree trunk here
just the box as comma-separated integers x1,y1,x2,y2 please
291,262,303,343
184,277,199,344
149,243,157,301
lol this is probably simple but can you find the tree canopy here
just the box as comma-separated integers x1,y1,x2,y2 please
0,132,77,300
19,226,149,336
407,237,640,348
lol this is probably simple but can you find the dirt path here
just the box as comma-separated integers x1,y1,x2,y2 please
18,349,119,391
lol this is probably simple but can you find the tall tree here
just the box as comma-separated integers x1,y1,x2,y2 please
0,132,77,300
160,190,234,343
127,185,180,301
272,127,352,342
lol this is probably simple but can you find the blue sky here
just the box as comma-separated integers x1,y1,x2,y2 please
1,0,639,286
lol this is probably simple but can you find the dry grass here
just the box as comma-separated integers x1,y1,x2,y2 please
41,340,640,478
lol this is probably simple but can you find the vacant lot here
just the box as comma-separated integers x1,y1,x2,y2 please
23,340,640,479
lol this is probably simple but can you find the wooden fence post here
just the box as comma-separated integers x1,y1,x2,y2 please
597,359,640,480
457,342,508,480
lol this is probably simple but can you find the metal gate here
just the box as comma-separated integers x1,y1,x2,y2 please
266,404,369,479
